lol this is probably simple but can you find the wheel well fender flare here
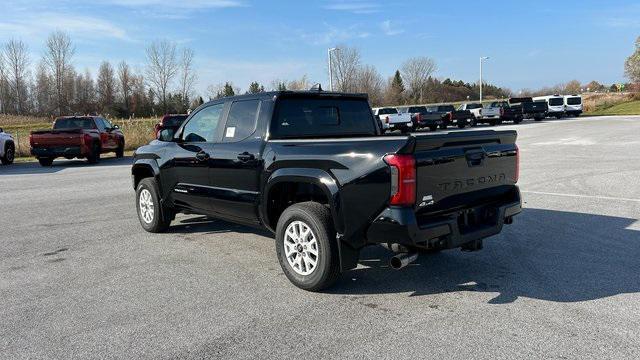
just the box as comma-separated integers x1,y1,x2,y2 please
132,159,161,190
262,168,343,233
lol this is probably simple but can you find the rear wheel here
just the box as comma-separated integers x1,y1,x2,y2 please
513,117,522,124
429,125,438,131
457,122,466,129
116,141,125,158
275,202,340,291
87,143,101,164
470,116,477,127
439,123,447,130
1,142,14,165
136,177,171,233
38,157,53,167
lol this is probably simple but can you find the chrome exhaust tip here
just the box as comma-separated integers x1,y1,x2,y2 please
389,252,418,270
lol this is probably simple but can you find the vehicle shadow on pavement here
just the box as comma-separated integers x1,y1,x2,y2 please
0,156,133,176
330,208,640,304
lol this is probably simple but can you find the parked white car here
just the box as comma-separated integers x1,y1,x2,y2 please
564,95,583,117
534,95,565,118
372,107,413,133
458,103,501,126
0,127,15,165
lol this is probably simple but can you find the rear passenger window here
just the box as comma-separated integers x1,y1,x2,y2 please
224,100,260,142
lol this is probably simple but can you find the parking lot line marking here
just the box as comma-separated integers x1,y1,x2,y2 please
522,190,640,203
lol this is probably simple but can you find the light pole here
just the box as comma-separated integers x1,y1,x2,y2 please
328,47,337,91
479,56,489,103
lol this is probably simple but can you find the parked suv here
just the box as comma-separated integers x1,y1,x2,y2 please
132,90,522,291
30,116,125,166
0,128,15,165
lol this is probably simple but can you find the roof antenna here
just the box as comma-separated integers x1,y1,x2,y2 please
310,83,323,92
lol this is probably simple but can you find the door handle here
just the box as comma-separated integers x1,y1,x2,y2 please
237,152,255,162
195,151,210,162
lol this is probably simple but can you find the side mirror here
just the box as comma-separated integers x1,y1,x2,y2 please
159,129,174,142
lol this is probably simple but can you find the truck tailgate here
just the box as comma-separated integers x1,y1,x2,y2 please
30,129,84,147
411,130,518,215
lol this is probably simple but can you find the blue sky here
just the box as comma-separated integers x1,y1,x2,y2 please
2,0,640,96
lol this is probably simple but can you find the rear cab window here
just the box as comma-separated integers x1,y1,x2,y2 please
271,96,377,139
53,117,97,130
378,108,398,115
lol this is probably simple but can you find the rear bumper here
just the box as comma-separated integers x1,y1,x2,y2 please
384,122,413,130
366,187,522,249
31,146,86,158
417,119,443,127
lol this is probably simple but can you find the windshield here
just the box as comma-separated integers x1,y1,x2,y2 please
272,97,377,138
53,118,96,130
567,97,581,105
549,98,564,106
378,108,398,115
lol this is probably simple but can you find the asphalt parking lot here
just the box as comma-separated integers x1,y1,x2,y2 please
1,115,639,359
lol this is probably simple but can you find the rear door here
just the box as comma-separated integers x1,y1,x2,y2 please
207,98,264,224
171,102,226,212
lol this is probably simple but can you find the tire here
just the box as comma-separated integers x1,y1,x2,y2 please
136,177,171,233
87,142,101,164
116,141,124,158
275,201,340,291
439,123,447,130
489,119,496,126
513,118,522,124
1,142,15,165
470,116,477,127
38,157,53,167
429,125,438,131
457,122,466,129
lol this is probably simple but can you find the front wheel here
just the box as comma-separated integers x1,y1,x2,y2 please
136,177,171,233
1,142,15,165
275,202,340,291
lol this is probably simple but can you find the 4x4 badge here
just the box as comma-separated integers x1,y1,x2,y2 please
419,195,434,207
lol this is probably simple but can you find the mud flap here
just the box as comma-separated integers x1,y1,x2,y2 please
336,234,360,272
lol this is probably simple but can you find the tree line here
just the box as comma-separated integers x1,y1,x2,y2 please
0,32,200,118
3,34,637,120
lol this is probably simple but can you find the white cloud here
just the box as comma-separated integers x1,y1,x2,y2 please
0,13,130,41
101,0,245,9
298,23,370,46
380,20,404,36
323,1,380,14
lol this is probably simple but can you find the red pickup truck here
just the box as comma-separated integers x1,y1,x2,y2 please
30,116,125,166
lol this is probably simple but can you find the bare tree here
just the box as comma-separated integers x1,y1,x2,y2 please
287,75,311,90
74,69,95,114
97,61,115,112
0,49,7,113
178,47,196,112
145,40,178,113
4,39,30,114
355,65,384,106
117,61,133,116
625,36,640,84
33,61,52,115
401,56,437,103
43,31,75,115
331,45,361,92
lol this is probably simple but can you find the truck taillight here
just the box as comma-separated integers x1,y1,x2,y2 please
83,134,92,145
448,112,453,121
417,113,422,122
383,154,416,206
515,144,520,183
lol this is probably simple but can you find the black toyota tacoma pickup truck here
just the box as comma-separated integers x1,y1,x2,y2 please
132,90,522,291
